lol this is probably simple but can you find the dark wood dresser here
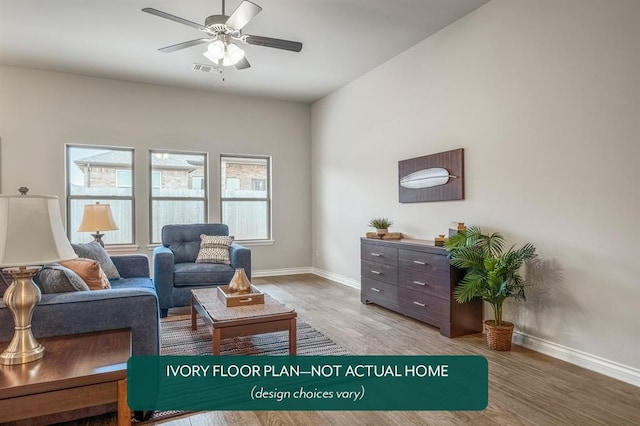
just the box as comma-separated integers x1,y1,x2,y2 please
360,238,482,337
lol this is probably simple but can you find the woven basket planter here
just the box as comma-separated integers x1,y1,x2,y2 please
484,320,514,351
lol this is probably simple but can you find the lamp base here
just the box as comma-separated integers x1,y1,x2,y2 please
0,338,45,365
0,266,45,365
91,233,105,247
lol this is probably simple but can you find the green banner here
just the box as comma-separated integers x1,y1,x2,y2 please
128,355,487,411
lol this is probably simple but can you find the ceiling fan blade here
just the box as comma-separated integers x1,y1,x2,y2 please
235,56,251,70
142,8,208,32
225,1,262,30
243,35,303,52
158,38,212,53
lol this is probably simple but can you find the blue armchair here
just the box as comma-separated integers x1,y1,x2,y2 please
153,224,251,317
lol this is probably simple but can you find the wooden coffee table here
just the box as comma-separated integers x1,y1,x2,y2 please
0,329,131,425
191,287,297,355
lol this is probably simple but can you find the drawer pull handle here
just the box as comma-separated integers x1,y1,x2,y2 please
370,253,382,257
371,288,382,292
413,301,426,307
371,270,381,275
413,260,427,265
413,281,427,286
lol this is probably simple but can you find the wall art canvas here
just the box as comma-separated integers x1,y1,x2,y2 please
398,148,464,203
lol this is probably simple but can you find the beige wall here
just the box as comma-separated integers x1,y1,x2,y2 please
0,65,312,271
311,0,640,371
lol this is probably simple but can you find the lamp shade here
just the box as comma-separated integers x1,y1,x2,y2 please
0,194,78,267
78,203,119,232
223,43,245,66
208,39,226,60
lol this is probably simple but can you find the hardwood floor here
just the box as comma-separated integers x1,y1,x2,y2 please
75,274,640,425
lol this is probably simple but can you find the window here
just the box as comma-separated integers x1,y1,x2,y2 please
150,150,208,244
116,170,132,188
66,144,134,244
192,176,204,190
251,179,266,191
151,171,162,189
226,178,240,191
220,155,271,241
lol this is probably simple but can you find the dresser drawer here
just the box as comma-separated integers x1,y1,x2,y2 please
399,249,450,274
360,237,481,338
361,243,398,266
361,260,398,285
398,268,450,298
398,288,447,326
361,277,398,304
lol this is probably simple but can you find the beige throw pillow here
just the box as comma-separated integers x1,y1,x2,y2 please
195,234,234,265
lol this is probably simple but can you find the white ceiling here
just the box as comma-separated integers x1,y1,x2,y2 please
0,0,489,103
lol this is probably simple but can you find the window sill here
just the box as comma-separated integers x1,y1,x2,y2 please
144,240,275,251
235,240,275,246
105,244,140,255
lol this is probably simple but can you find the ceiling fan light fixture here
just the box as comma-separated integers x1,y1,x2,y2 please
224,43,245,65
202,49,219,64
207,39,226,60
143,1,303,72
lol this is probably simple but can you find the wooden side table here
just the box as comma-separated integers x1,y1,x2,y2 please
0,329,131,425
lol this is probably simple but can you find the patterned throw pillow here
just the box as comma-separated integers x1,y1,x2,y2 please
195,234,234,264
71,241,121,280
60,258,111,291
34,265,91,294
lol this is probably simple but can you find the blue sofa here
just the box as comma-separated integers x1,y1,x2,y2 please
0,254,159,356
153,224,251,317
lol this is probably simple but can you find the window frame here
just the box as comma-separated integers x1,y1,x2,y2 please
220,154,272,242
65,143,136,245
149,149,209,244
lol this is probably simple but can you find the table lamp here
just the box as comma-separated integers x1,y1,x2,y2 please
0,188,78,365
77,202,119,247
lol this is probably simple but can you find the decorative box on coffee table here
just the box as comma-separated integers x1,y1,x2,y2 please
360,237,482,338
216,285,265,307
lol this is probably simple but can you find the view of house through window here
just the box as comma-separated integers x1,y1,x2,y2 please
150,150,208,243
221,155,271,240
66,145,134,244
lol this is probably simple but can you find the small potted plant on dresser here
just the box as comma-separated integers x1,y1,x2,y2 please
445,226,538,351
368,218,394,239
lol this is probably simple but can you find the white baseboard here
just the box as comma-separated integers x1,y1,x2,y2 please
311,267,360,290
252,267,313,278
513,331,640,387
253,266,361,288
252,266,640,387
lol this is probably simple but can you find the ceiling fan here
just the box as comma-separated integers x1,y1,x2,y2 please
142,0,303,70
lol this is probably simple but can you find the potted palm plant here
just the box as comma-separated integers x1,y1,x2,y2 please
445,226,537,351
368,218,393,238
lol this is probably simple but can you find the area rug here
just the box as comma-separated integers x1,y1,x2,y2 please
136,316,348,423
161,316,349,356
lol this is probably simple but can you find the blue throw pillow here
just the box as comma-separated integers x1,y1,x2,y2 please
34,264,90,294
